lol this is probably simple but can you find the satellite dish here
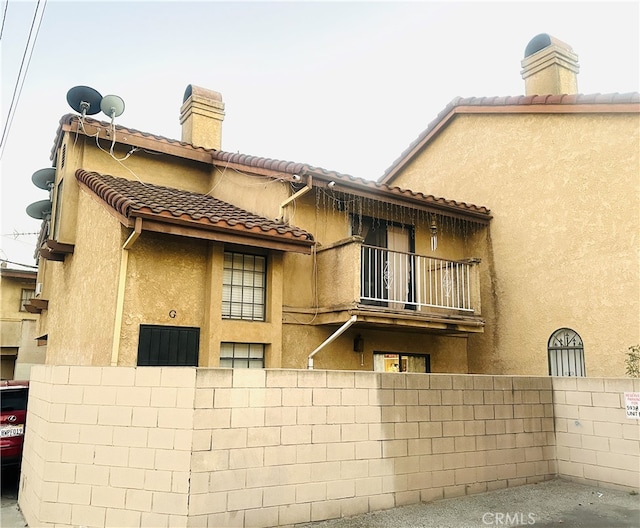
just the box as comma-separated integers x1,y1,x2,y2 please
66,85,103,116
31,168,56,190
26,199,52,220
100,94,125,119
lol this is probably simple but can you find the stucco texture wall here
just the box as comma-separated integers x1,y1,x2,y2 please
282,325,469,373
391,112,640,377
44,190,121,366
117,232,209,366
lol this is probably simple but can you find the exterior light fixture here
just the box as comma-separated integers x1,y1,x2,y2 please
430,214,438,251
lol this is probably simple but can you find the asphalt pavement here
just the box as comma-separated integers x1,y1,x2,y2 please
299,479,640,528
2,474,639,528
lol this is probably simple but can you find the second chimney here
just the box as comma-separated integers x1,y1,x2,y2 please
180,85,225,150
521,34,579,96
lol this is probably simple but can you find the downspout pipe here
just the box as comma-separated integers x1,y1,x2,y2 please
307,315,357,370
111,218,142,366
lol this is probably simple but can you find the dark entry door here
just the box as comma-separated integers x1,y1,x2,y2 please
137,325,199,366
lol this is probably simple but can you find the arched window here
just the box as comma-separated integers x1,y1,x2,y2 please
548,328,586,376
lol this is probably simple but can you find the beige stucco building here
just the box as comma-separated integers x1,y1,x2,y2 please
28,87,491,376
28,34,638,379
15,34,640,528
380,34,640,378
0,264,43,379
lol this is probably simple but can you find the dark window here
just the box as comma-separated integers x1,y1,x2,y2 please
220,342,265,369
222,252,266,321
137,325,199,366
548,328,586,376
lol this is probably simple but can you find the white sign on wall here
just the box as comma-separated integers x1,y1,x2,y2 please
624,392,640,419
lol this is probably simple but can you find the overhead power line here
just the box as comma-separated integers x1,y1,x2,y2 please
0,0,48,158
0,1,9,41
0,258,38,269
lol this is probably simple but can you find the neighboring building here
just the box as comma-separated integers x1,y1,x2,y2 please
28,86,492,374
0,263,44,379
380,34,640,377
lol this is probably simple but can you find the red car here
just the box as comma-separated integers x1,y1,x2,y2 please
0,380,29,469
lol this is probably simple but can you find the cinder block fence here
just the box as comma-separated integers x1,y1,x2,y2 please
18,367,640,528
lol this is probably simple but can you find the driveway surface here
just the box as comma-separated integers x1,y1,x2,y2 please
299,479,640,528
2,475,638,527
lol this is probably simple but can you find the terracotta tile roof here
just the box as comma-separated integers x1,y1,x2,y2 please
76,169,314,245
56,115,491,220
380,92,640,183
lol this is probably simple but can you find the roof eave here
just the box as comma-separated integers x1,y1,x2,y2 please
130,213,314,255
55,114,491,220
380,95,640,185
55,115,214,164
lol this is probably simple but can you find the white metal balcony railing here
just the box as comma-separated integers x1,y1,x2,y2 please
360,245,474,312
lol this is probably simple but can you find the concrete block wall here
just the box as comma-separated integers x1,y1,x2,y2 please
189,369,556,527
19,365,197,528
552,377,640,491
20,367,639,528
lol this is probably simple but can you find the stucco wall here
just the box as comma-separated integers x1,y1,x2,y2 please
390,112,640,377
281,326,469,373
117,232,209,366
41,125,492,373
44,190,121,366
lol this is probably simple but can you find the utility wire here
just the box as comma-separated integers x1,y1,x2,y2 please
0,0,47,158
0,258,37,269
0,1,9,41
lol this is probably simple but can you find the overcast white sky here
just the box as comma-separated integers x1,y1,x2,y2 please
1,1,638,267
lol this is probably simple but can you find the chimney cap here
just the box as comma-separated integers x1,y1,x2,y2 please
183,84,223,104
524,33,573,58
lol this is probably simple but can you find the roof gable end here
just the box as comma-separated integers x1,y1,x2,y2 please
379,92,640,185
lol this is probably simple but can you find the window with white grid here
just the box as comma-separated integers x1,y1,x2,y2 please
220,342,265,369
222,252,266,320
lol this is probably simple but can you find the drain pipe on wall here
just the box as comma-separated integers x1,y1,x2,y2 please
307,315,357,370
111,217,142,366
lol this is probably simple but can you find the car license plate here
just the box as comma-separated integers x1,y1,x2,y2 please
0,424,24,438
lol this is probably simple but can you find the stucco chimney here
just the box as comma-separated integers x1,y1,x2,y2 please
180,85,225,150
521,34,579,95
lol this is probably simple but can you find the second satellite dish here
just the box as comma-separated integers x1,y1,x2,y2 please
66,86,103,116
31,168,56,190
100,95,125,119
26,199,52,220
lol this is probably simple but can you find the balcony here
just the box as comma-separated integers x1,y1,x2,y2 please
313,237,484,333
